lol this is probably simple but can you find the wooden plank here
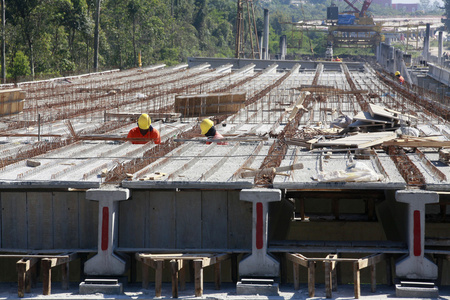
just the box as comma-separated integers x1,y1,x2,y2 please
293,262,300,290
314,132,397,148
227,191,252,249
353,261,361,299
147,191,176,248
325,254,337,298
175,93,246,117
201,191,228,249
286,253,309,268
171,260,179,298
1,192,27,249
141,263,149,289
371,264,376,293
17,260,27,298
61,262,69,290
325,260,332,298
27,192,53,249
53,192,79,249
42,258,54,295
78,194,98,249
214,262,221,290
155,260,163,297
17,258,39,297
369,103,417,120
308,261,315,297
176,191,201,249
194,260,203,297
357,253,386,269
383,139,450,148
353,111,395,124
119,190,147,248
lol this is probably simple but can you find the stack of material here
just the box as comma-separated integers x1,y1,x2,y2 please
0,88,26,116
174,92,246,117
439,149,450,164
348,104,416,132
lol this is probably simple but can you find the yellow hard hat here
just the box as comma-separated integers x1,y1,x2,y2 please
138,113,151,130
200,119,214,135
395,71,400,76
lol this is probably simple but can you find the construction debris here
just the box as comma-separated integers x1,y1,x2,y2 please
26,160,41,167
139,172,167,181
239,163,304,178
314,161,384,182
348,104,416,132
313,132,397,149
439,149,450,164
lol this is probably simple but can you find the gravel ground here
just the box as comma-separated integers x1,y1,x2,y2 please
0,282,449,300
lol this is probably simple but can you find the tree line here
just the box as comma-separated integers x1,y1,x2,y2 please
2,0,438,82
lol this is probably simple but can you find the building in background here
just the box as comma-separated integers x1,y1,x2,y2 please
392,3,419,12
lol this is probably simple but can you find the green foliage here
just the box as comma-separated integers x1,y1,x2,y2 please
1,0,384,77
8,51,31,81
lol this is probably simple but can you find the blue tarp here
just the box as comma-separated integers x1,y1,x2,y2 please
337,14,355,25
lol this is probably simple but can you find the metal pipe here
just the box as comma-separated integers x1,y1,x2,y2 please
280,35,286,60
263,9,269,60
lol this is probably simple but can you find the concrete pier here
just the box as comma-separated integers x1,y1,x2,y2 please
395,190,438,280
84,188,130,276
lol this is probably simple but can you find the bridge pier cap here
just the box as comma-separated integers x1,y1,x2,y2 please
395,189,438,280
84,187,130,276
239,188,281,278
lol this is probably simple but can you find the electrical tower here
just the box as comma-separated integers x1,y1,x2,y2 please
235,0,260,59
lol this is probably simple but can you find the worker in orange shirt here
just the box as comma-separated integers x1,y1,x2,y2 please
200,119,227,145
127,113,161,144
395,71,405,85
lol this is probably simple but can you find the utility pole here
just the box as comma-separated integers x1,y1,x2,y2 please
93,0,101,72
1,0,5,83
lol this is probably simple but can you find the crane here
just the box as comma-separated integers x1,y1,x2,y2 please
343,0,373,17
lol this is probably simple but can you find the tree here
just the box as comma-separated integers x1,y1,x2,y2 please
8,50,31,81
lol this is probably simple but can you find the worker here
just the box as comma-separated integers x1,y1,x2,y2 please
200,119,227,145
127,113,161,144
395,71,405,85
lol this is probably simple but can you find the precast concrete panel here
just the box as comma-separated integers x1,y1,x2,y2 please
176,191,202,249
27,192,53,249
53,191,79,249
78,195,98,249
146,191,176,248
201,191,228,249
1,192,27,249
119,190,147,248
227,191,252,249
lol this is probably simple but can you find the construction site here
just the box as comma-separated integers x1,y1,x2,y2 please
0,1,450,299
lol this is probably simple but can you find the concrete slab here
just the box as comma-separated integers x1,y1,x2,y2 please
395,281,439,298
236,279,279,296
79,279,123,295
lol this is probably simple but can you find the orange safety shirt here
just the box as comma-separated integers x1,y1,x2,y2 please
206,131,227,145
127,127,161,144
398,76,405,85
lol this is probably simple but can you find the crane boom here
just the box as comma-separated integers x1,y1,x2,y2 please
360,0,372,16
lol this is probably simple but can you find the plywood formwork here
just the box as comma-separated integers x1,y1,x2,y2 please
0,88,26,116
174,92,246,117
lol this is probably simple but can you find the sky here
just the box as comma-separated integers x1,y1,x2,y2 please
391,0,443,3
